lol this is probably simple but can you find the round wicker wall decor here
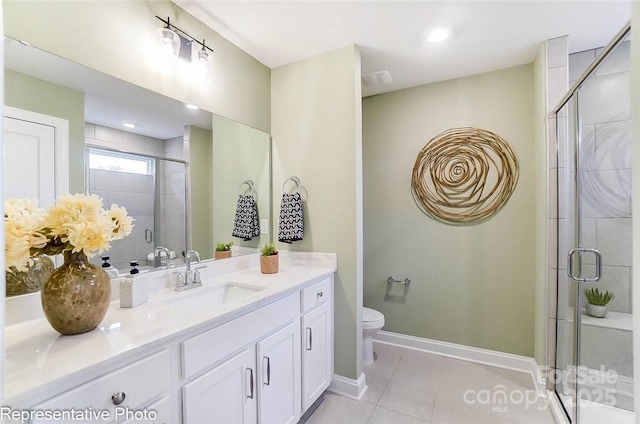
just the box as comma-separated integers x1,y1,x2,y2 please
411,127,519,225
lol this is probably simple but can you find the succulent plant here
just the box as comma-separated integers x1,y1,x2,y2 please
260,243,278,256
584,288,615,306
215,241,233,251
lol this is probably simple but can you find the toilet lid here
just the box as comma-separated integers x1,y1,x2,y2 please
363,307,384,322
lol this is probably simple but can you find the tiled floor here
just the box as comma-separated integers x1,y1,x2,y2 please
307,342,556,424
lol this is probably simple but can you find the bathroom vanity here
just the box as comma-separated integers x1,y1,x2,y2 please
4,252,336,424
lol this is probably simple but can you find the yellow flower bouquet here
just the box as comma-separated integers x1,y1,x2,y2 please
5,193,135,335
4,193,135,272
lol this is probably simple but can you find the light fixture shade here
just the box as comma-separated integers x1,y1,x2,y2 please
154,26,181,60
194,47,213,82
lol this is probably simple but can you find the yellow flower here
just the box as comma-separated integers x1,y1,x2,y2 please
64,218,113,257
4,199,47,271
45,193,105,241
109,204,135,240
5,193,135,266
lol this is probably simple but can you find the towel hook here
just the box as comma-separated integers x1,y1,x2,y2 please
282,176,301,194
238,180,255,197
388,277,411,285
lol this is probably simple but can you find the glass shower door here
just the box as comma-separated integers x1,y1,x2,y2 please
555,27,633,424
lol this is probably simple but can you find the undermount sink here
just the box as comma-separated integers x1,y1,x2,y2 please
162,283,265,312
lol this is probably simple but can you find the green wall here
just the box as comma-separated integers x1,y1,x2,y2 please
5,69,85,194
272,45,363,379
363,64,536,357
212,115,271,250
187,126,213,258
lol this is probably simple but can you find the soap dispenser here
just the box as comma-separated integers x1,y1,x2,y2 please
129,260,140,275
120,260,148,308
101,256,120,279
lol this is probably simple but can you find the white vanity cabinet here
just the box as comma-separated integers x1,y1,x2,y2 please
181,293,303,424
300,278,333,411
8,267,335,424
182,321,302,424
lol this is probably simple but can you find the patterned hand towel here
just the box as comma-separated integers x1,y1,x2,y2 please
278,192,303,243
232,195,260,240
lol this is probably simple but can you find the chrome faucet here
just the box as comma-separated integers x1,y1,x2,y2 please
175,250,202,291
154,246,172,269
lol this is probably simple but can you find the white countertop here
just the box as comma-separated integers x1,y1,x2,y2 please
4,252,337,406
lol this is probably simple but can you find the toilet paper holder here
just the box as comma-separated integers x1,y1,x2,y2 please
388,277,411,285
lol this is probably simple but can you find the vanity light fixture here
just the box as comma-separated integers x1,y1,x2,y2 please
426,28,449,44
155,16,214,68
194,39,214,80
154,16,181,60
123,123,137,129
185,104,200,110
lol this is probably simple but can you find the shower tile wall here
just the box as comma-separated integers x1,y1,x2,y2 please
85,123,165,157
160,136,186,258
571,42,632,314
89,169,155,270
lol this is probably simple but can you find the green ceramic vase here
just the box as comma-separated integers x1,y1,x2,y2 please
41,251,111,335
6,255,55,297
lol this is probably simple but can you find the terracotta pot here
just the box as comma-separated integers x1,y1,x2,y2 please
260,254,279,274
586,303,607,318
6,255,55,297
215,250,232,260
41,251,111,335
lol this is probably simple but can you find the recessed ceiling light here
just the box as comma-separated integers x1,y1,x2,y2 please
186,104,199,110
426,28,449,44
123,123,136,128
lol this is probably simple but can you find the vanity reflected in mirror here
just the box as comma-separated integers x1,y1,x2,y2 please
3,36,271,293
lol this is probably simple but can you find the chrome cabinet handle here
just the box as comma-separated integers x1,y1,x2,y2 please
567,248,602,283
263,357,271,386
317,291,323,298
306,327,313,351
246,368,254,399
111,392,126,405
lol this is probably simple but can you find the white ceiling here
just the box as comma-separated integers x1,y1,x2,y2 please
175,0,632,97
4,37,212,140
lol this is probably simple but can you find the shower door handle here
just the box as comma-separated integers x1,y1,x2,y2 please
145,229,153,243
567,248,602,283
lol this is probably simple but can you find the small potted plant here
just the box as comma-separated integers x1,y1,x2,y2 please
584,288,615,318
214,241,233,260
260,243,279,274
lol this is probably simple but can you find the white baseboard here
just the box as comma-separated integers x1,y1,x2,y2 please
328,372,367,400
374,331,546,396
548,390,570,424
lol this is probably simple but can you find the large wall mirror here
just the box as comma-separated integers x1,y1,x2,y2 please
3,36,271,294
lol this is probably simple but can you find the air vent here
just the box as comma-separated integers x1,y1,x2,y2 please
362,71,392,87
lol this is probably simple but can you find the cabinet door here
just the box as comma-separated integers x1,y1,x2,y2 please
302,301,332,411
183,348,257,424
257,320,301,424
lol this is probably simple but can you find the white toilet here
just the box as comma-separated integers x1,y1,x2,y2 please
362,307,385,366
